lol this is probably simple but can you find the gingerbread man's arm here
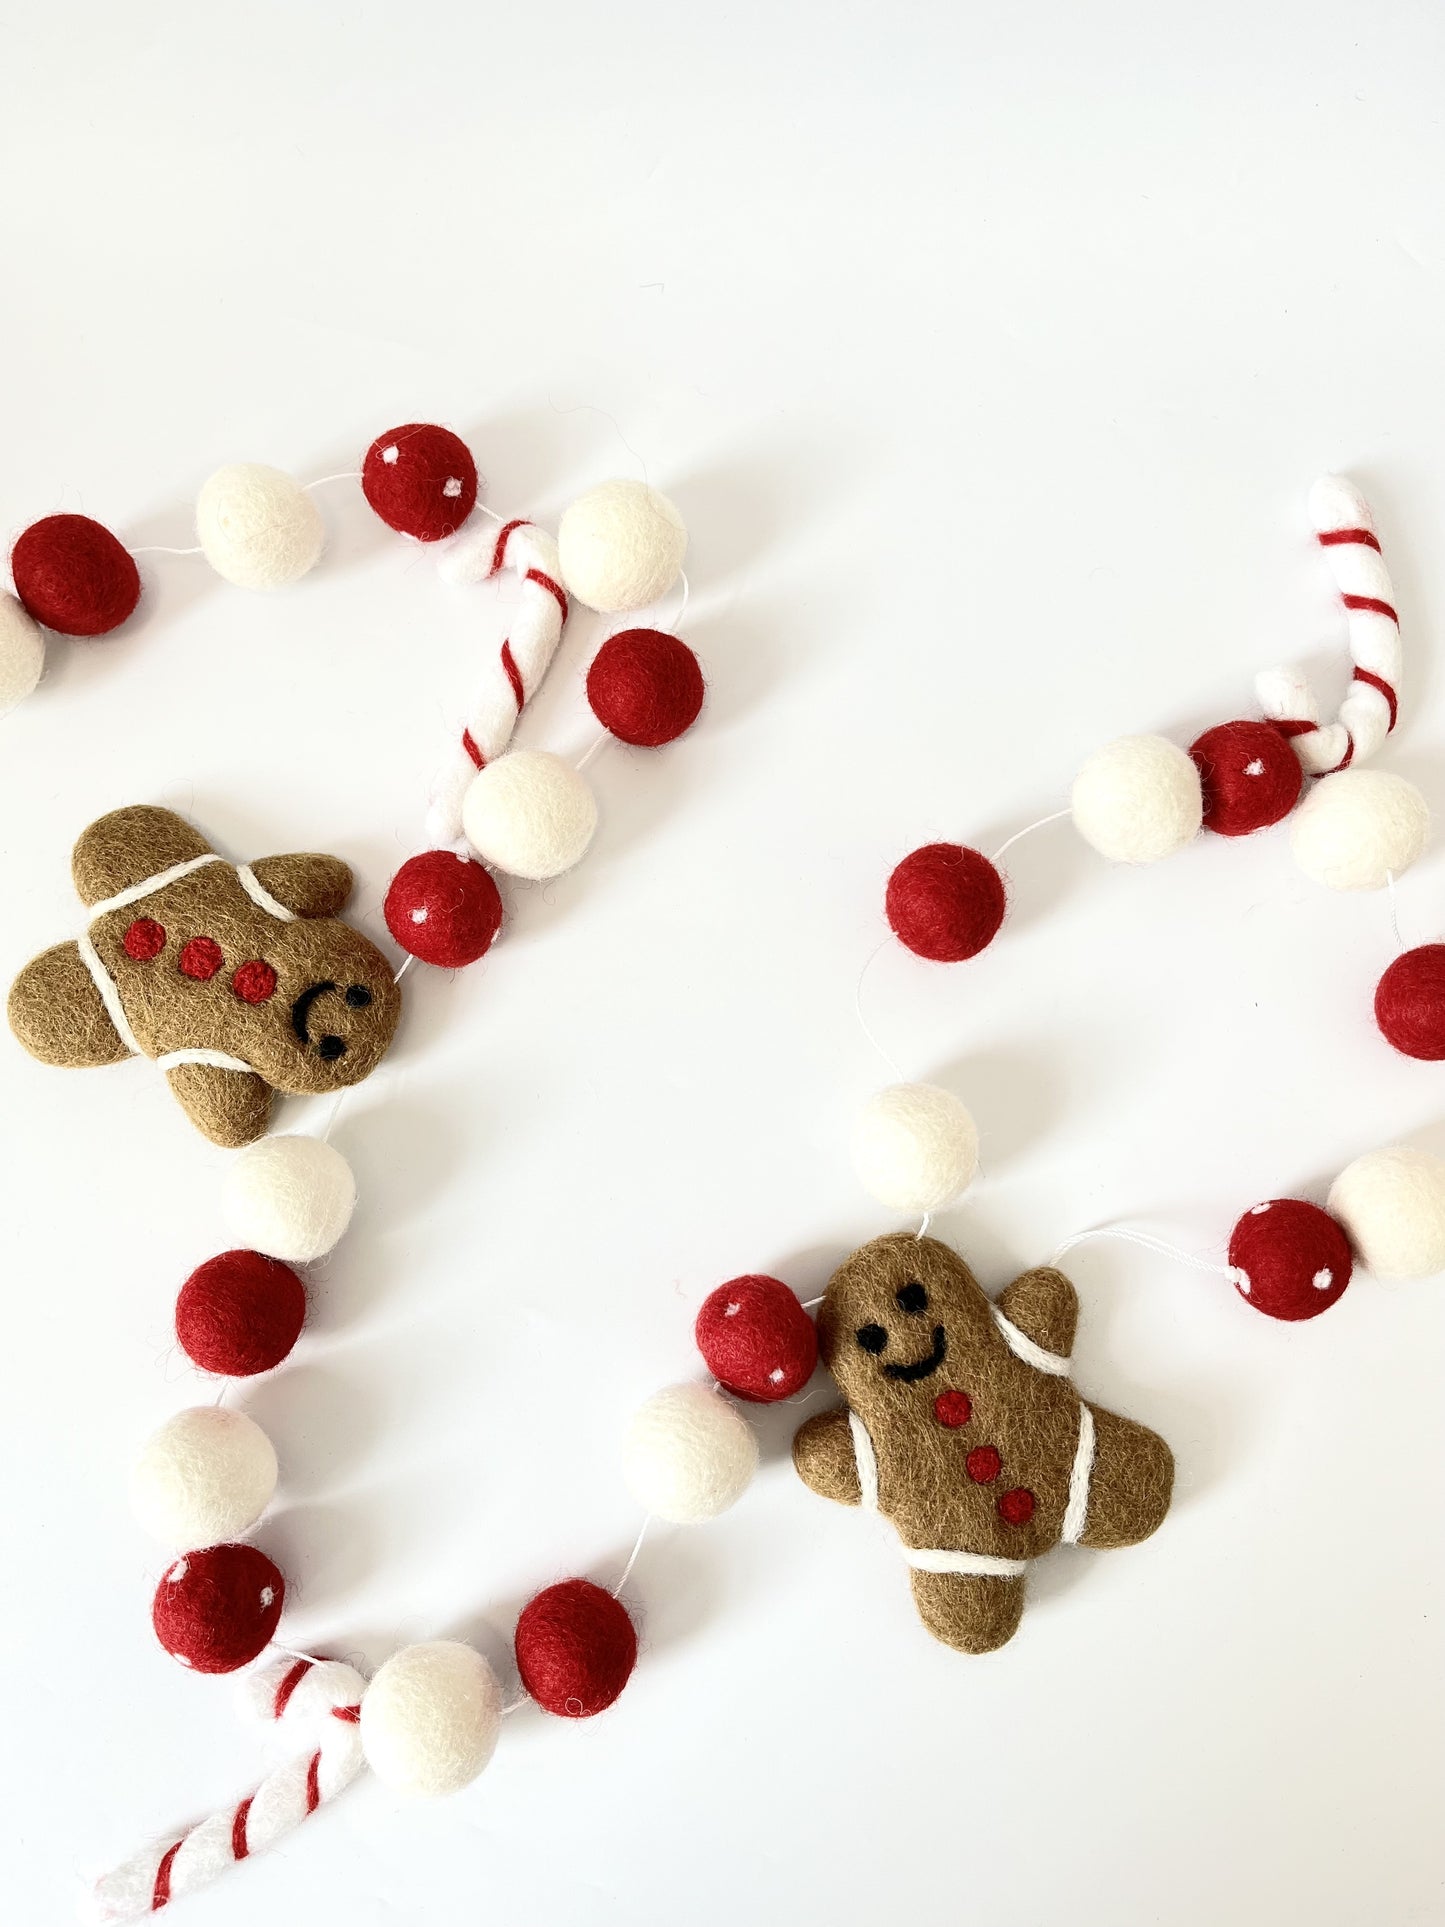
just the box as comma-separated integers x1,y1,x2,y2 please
996,1266,1078,1358
166,1063,274,1148
249,854,353,920
792,1409,863,1506
1074,1402,1173,1550
72,807,213,906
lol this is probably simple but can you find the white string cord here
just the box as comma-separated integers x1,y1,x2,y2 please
304,472,361,491
1052,1225,1243,1284
575,731,610,772
1386,870,1406,954
853,936,908,1080
991,807,1071,868
131,543,203,557
612,1517,651,1597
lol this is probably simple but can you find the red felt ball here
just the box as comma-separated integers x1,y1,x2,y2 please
515,1578,638,1718
1189,720,1302,837
176,1248,307,1376
885,843,1007,963
384,849,503,967
1375,944,1445,1060
695,1274,818,1402
1228,1198,1353,1321
586,628,705,747
10,513,141,636
361,424,478,542
152,1543,284,1673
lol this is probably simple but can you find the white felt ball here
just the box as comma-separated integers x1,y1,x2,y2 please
1328,1144,1445,1279
360,1640,502,1796
195,463,324,590
1290,768,1429,891
222,1135,356,1263
852,1083,979,1214
0,593,44,714
557,480,687,614
460,748,598,880
1071,734,1204,864
130,1407,278,1548
621,1382,758,1524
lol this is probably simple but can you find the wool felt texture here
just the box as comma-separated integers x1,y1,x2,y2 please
1228,1199,1352,1320
151,1542,284,1673
586,627,705,746
460,748,598,880
514,1579,638,1718
7,806,401,1146
360,1641,503,1797
222,1135,357,1263
1189,720,1302,836
695,1274,818,1402
621,1381,759,1523
1071,734,1203,864
852,1083,978,1214
792,1234,1173,1654
362,423,478,542
130,1406,278,1548
886,843,1007,962
1290,767,1429,891
1258,477,1401,774
9,512,140,636
1375,944,1445,1059
557,480,687,614
428,518,569,847
195,463,324,589
89,1657,366,1924
1328,1144,1445,1279
176,1249,307,1376
384,848,502,968
0,591,44,712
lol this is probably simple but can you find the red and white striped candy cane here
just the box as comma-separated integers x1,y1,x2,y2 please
426,515,570,844
1257,475,1401,774
85,1658,366,1922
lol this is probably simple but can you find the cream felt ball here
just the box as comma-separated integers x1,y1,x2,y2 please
621,1382,758,1524
461,749,598,880
1328,1144,1445,1279
557,480,687,614
1071,734,1204,864
0,593,44,713
222,1135,357,1263
130,1407,278,1548
195,463,324,590
852,1083,978,1214
360,1641,502,1797
1290,768,1429,891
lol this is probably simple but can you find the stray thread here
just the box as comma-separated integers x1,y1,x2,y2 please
992,807,1071,867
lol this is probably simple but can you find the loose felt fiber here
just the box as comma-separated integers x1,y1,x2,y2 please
586,627,705,746
695,1275,818,1402
557,480,686,614
1328,1143,1445,1279
152,1543,284,1673
515,1579,638,1718
10,513,140,636
1228,1199,1352,1320
195,463,324,590
384,848,502,967
130,1406,278,1549
1290,768,1429,890
176,1249,307,1376
461,749,597,881
360,1641,502,1797
886,843,1006,962
621,1381,758,1523
362,423,478,542
1071,734,1203,864
793,1234,1172,1654
1375,944,1445,1059
0,591,45,712
1189,720,1302,836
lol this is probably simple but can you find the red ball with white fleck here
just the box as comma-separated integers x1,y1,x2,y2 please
362,424,478,542
1228,1198,1353,1321
151,1542,285,1673
1375,944,1445,1060
384,849,503,967
695,1275,818,1402
1189,720,1302,837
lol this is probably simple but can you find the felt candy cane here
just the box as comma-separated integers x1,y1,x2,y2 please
426,516,570,844
85,1658,366,1922
1257,475,1401,774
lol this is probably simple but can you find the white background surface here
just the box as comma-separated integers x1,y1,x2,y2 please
2,5,1444,1923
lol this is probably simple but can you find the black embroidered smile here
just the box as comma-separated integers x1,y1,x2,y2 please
882,1324,947,1382
291,980,372,1060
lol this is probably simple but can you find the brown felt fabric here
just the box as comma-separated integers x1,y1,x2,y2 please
250,853,354,919
793,1233,1173,1654
10,806,402,1146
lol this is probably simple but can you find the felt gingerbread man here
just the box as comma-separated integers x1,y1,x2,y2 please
793,1233,1173,1653
8,805,402,1148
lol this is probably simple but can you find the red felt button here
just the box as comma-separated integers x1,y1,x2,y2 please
231,959,278,1005
966,1445,1001,1483
933,1390,973,1428
179,936,223,981
123,917,166,961
998,1487,1035,1525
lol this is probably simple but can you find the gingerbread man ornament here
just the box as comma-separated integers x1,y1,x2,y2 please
793,1233,1173,1653
8,806,402,1147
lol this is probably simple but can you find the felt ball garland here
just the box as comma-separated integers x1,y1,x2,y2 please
175,1250,307,1377
10,512,140,636
515,1580,639,1718
361,423,478,541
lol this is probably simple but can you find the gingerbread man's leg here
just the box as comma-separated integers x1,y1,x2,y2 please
71,807,213,906
910,1570,1027,1654
165,1063,274,1148
793,1409,863,1506
8,941,132,1067
1074,1402,1173,1549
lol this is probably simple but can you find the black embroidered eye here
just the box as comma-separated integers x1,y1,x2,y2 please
318,1035,347,1061
897,1282,928,1314
345,985,372,1008
856,1323,888,1355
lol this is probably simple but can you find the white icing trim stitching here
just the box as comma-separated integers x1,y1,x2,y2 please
235,863,298,923
1061,1401,1096,1546
992,1306,1071,1376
